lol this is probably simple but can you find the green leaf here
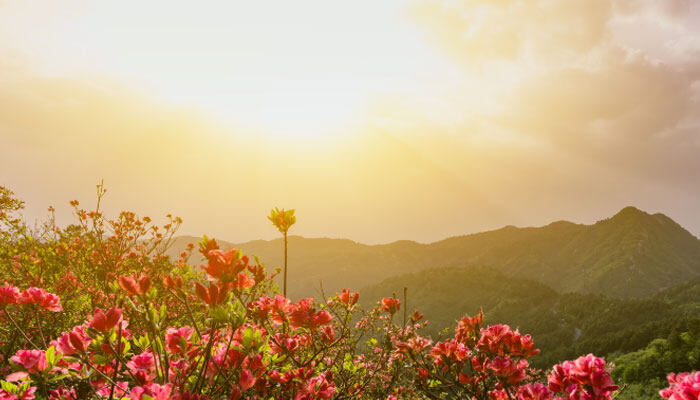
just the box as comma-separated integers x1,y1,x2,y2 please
0,381,17,394
242,327,254,348
46,345,56,366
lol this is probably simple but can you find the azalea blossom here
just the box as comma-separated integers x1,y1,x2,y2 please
0,283,20,307
17,287,62,312
10,350,47,373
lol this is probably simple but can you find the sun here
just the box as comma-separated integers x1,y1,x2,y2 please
0,0,451,145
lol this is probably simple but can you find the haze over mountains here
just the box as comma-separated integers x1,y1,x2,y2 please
166,205,700,378
169,206,700,299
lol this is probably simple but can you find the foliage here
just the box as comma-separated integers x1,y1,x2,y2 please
359,267,700,369
179,207,700,300
612,321,700,396
0,185,691,399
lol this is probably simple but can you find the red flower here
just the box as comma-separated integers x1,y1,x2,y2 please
321,326,335,343
310,310,333,329
202,248,249,283
289,299,332,329
239,369,256,391
0,283,20,307
10,349,48,373
456,311,483,342
119,275,151,295
88,307,122,332
228,385,241,400
486,356,528,386
337,289,359,307
130,383,172,400
478,324,539,357
380,297,401,314
138,276,151,294
547,354,618,399
660,371,700,400
49,386,77,400
194,282,229,306
165,326,194,354
233,272,255,290
17,287,62,312
127,351,157,383
518,383,553,400
119,276,139,295
305,373,336,399
411,310,424,322
52,325,91,355
163,275,183,289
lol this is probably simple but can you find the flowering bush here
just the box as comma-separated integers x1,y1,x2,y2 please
660,371,699,400
0,184,686,399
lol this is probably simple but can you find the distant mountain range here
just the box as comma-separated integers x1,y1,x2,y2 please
168,206,700,299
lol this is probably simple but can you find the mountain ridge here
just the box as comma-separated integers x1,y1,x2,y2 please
167,206,700,299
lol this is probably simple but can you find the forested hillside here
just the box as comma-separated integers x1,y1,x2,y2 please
169,206,700,299
359,266,699,368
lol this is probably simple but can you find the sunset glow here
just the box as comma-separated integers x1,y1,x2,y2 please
1,0,699,243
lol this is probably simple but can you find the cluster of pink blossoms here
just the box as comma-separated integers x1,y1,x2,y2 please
547,354,619,400
0,284,62,312
3,234,693,400
660,371,700,400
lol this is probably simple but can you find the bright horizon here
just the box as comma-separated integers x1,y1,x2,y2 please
2,0,700,244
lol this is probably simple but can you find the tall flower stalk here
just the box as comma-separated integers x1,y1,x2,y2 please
268,207,296,297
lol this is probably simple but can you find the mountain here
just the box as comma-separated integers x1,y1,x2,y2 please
359,266,698,368
167,206,700,299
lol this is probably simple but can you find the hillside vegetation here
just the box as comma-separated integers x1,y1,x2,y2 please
170,206,700,299
359,266,699,369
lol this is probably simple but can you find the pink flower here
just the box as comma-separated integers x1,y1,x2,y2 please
309,310,333,329
455,312,483,342
88,307,122,332
48,387,77,400
127,351,157,383
17,288,62,312
548,354,618,400
51,326,91,355
202,248,249,283
165,326,194,354
487,356,528,386
660,371,700,400
478,324,539,357
239,369,256,391
306,373,336,399
130,383,172,400
0,283,20,307
518,383,553,400
10,350,47,373
0,385,37,400
95,381,128,398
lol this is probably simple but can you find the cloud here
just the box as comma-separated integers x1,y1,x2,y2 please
408,0,614,67
387,0,700,234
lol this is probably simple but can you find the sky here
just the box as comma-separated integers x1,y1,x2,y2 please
1,0,699,244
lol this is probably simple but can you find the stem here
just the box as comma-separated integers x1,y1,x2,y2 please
283,231,288,297
83,357,118,387
34,310,48,348
194,322,218,393
403,287,407,328
108,322,123,400
171,289,202,339
3,309,38,348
